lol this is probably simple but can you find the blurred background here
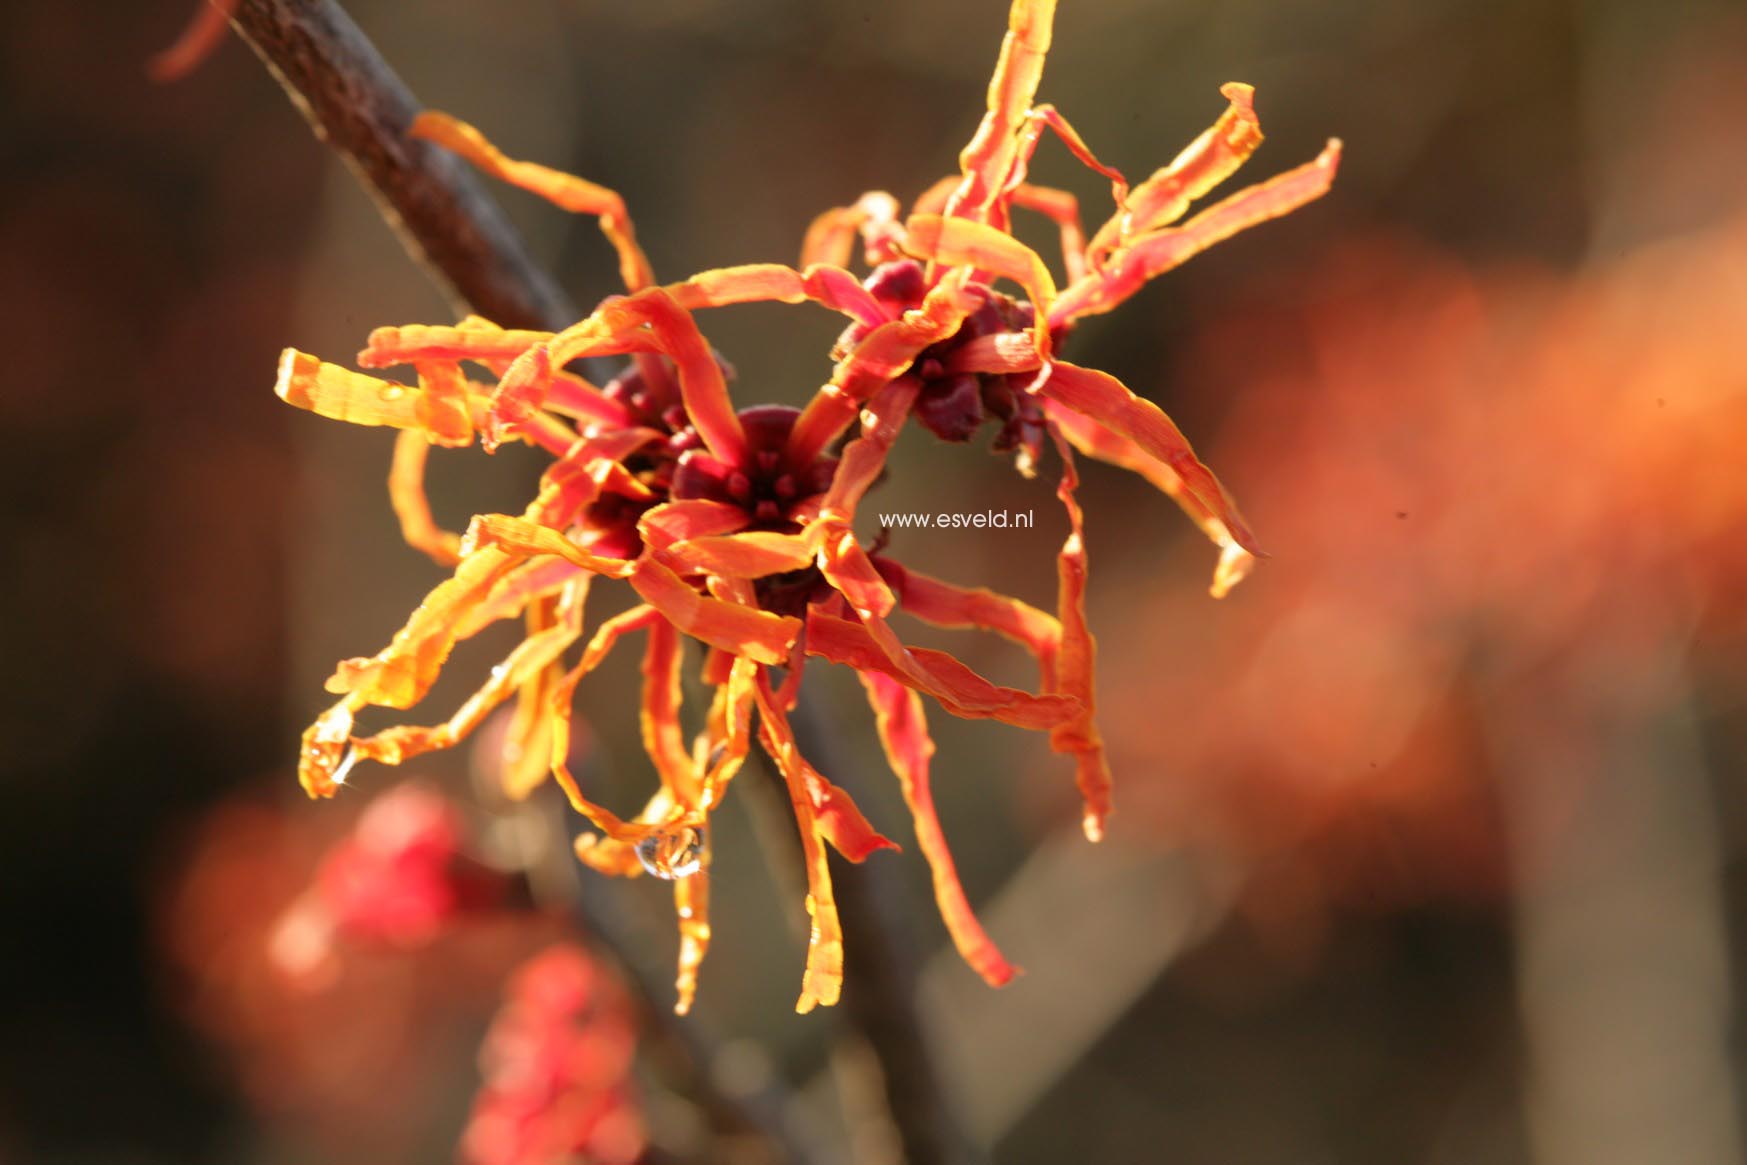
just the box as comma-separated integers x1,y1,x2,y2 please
4,0,1746,1161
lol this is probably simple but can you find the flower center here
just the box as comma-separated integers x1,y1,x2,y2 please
671,405,838,532
845,259,1049,456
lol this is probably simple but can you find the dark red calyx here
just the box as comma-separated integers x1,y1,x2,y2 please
670,405,837,530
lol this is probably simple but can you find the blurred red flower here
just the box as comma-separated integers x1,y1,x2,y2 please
461,944,646,1165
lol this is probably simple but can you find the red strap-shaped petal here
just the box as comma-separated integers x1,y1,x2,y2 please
884,561,1061,662
1036,361,1261,555
944,0,1058,223
752,679,848,1012
1042,396,1256,596
860,671,1017,986
1052,139,1342,325
667,263,891,329
1085,82,1265,264
800,191,903,268
805,610,1079,731
641,616,698,808
1042,432,1111,841
905,214,1057,363
321,546,526,710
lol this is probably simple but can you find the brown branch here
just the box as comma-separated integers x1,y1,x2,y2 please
229,0,574,331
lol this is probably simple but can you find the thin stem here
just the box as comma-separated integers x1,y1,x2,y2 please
229,0,574,331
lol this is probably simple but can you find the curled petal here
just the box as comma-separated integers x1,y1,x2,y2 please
1041,395,1256,595
358,321,557,370
389,431,462,566
814,523,897,620
453,558,584,640
279,345,580,456
754,679,900,1012
411,111,654,292
883,561,1060,662
412,361,474,447
1009,182,1090,283
348,581,587,770
699,656,758,810
531,428,668,528
819,377,922,521
626,557,800,666
554,290,747,465
547,607,662,836
667,263,890,329
482,347,552,451
1086,81,1265,263
1036,362,1260,555
462,514,636,578
860,672,1016,986
945,0,1058,223
1051,139,1342,325
909,176,962,218
800,191,903,268
1042,433,1111,842
501,596,565,800
805,610,1080,731
641,617,699,808
323,548,525,709
904,214,1057,361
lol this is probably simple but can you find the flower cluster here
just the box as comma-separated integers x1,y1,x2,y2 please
461,945,646,1165
275,0,1338,1012
269,782,505,984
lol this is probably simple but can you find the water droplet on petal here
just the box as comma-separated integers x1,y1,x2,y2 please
636,824,705,880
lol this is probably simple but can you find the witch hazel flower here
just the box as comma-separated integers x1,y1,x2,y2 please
273,0,1337,1013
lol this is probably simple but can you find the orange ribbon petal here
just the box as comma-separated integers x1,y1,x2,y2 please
411,111,654,292
1085,81,1265,264
804,610,1079,731
1051,139,1342,324
860,672,1016,986
1042,432,1111,842
1036,361,1261,555
944,0,1058,223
